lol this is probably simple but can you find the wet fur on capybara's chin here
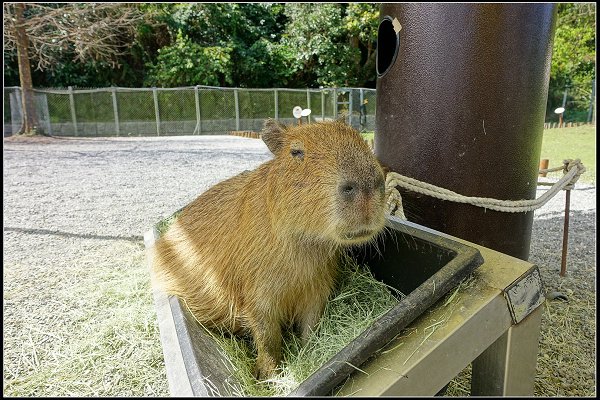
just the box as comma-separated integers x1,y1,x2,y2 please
151,119,387,379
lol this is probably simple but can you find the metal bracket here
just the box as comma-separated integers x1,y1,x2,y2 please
503,266,545,324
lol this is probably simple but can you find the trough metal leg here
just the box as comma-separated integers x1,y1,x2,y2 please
470,305,543,396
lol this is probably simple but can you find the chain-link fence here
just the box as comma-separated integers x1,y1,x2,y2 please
4,86,377,137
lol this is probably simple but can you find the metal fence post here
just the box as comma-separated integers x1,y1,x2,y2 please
588,78,595,123
360,88,364,130
274,89,279,120
194,85,202,135
153,87,160,136
306,88,311,123
321,90,325,122
348,88,353,127
13,87,24,134
234,88,240,131
360,88,364,109
333,88,339,120
111,87,120,136
68,86,78,136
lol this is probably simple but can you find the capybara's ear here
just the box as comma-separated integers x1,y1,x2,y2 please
261,118,287,154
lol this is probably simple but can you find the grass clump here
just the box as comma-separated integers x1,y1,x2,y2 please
155,210,182,236
183,254,404,397
3,240,169,397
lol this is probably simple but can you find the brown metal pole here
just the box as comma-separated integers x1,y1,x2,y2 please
560,189,571,277
375,3,557,261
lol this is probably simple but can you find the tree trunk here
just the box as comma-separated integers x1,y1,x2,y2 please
14,3,40,135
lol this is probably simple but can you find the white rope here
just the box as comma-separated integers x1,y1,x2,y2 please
385,159,586,217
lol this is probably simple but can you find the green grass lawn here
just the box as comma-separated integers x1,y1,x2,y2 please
540,125,595,183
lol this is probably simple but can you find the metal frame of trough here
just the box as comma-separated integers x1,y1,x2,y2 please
336,219,545,396
144,216,544,396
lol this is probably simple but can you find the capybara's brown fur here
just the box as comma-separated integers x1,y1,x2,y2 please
151,119,387,379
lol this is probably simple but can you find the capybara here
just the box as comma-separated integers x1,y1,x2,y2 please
151,119,387,379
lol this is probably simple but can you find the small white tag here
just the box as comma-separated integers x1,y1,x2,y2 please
392,17,402,34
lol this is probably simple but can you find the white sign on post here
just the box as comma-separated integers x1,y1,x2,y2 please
292,106,303,119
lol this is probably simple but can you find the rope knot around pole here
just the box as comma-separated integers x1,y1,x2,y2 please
384,160,586,217
563,158,586,190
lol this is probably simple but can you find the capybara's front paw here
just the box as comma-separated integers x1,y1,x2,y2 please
253,354,278,381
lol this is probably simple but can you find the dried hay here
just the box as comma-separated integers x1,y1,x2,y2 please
181,254,404,396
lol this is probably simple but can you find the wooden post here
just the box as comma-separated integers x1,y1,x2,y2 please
538,159,549,177
558,113,564,128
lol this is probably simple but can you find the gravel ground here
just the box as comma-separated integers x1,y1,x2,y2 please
3,135,596,396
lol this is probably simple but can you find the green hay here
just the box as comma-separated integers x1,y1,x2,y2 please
183,254,404,397
154,210,182,236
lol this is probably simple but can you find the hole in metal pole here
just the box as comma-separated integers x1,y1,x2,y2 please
376,16,400,78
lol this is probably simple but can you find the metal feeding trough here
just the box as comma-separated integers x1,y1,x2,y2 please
144,213,484,396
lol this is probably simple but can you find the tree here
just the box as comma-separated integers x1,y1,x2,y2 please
279,3,379,88
547,3,596,122
344,3,380,88
144,30,233,87
10,3,38,135
162,3,290,88
3,3,148,135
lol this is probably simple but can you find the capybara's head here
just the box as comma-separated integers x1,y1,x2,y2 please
261,119,386,247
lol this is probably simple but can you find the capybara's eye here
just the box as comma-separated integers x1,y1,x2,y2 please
291,149,304,159
340,182,357,197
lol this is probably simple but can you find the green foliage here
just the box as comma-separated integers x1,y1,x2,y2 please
3,50,20,86
547,3,596,122
344,3,380,86
4,1,595,114
145,30,233,87
164,3,290,88
279,3,379,88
